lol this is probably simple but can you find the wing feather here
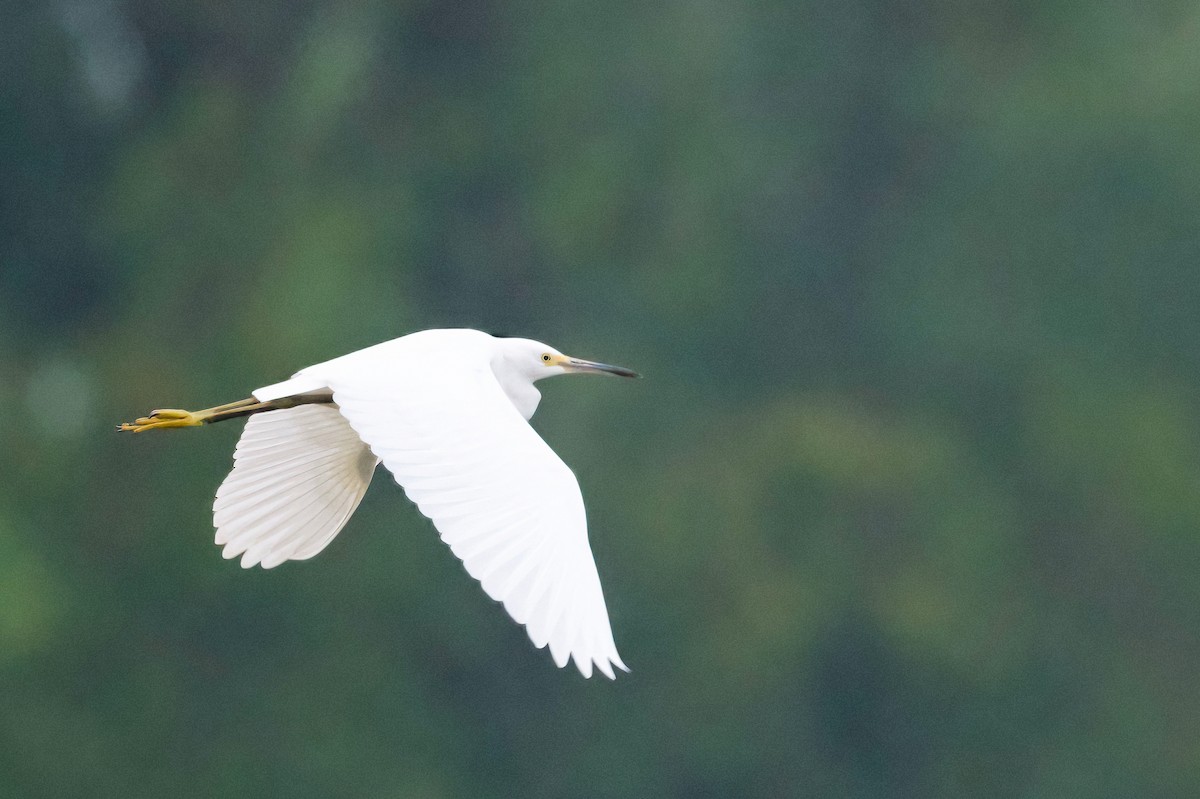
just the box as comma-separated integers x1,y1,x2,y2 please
319,353,627,679
212,404,378,568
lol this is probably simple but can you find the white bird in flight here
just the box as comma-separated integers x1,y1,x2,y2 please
119,328,638,679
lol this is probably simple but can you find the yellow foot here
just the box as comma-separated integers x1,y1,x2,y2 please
117,408,205,432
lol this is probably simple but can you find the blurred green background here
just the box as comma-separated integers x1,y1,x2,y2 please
4,0,1200,796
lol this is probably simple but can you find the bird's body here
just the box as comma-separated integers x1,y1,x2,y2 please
119,329,638,679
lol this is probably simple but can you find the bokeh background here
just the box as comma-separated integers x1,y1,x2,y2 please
4,1,1200,796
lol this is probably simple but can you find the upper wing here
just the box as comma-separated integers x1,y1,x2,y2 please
322,357,627,679
213,404,378,569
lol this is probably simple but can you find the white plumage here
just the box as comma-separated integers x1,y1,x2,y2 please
213,404,377,569
209,329,634,679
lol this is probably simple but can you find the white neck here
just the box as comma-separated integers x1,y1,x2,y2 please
489,341,546,420
495,373,541,420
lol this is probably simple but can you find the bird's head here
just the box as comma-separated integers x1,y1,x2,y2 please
496,338,640,382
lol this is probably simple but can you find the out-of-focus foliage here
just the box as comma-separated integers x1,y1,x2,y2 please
4,0,1200,795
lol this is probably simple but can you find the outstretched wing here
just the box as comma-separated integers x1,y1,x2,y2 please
213,404,378,569
322,356,627,679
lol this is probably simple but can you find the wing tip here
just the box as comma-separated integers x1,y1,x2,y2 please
560,651,629,681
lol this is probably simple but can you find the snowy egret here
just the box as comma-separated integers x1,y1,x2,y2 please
118,329,638,679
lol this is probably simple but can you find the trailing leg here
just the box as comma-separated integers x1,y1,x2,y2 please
117,392,333,432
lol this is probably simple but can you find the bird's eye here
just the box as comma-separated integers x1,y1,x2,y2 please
542,354,552,363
